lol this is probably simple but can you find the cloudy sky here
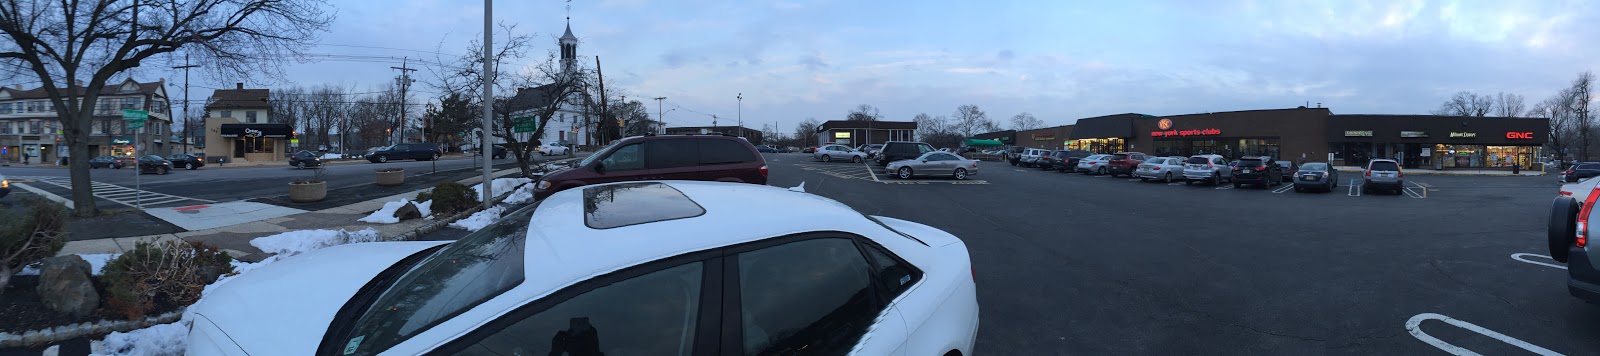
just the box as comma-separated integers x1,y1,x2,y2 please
149,0,1600,133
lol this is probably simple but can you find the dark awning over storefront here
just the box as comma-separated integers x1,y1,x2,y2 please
219,124,294,138
1069,113,1147,139
1326,115,1548,145
965,139,1004,146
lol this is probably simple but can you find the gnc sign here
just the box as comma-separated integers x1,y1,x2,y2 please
1506,131,1534,139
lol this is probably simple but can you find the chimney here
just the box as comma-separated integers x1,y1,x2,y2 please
235,83,244,90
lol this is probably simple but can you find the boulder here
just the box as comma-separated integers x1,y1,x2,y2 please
35,255,99,319
394,202,423,221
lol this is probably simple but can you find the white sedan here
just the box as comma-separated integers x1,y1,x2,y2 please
813,144,868,163
187,181,979,356
538,143,570,155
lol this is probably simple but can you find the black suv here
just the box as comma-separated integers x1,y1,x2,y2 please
1231,157,1284,188
166,153,205,170
1049,150,1092,172
873,141,936,166
366,143,442,163
1564,162,1600,182
1004,146,1025,166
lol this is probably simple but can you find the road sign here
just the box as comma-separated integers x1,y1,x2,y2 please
122,110,148,120
128,119,145,129
513,116,536,133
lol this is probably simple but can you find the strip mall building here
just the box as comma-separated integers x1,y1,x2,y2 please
989,108,1549,169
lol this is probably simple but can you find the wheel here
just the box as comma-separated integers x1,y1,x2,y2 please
1233,182,1242,188
159,166,170,175
187,163,197,170
1140,177,1149,182
1552,196,1579,263
432,153,441,161
1294,186,1303,192
1361,185,1370,194
1164,172,1174,183
377,155,389,163
293,161,303,169
852,156,863,163
897,167,913,179
1185,179,1193,185
954,168,968,180
1211,172,1220,185
1009,160,1018,166
1097,166,1108,175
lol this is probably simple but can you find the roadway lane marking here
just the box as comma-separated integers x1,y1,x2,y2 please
1349,179,1362,197
1214,184,1234,190
1404,181,1428,199
10,183,73,209
1510,253,1567,270
1271,184,1295,194
1168,182,1186,186
1406,313,1561,356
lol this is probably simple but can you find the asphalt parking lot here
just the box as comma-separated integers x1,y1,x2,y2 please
762,152,1598,354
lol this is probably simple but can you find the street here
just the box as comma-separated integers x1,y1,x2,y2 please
760,152,1596,354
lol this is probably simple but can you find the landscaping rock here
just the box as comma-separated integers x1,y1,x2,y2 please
35,255,99,319
394,201,423,221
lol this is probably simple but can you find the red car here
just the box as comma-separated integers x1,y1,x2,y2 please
1105,152,1150,178
533,134,769,200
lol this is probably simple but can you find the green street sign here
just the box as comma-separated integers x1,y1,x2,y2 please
513,116,536,133
122,110,148,120
128,119,146,129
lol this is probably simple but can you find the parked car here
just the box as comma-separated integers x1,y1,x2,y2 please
814,144,868,163
857,143,885,158
186,181,978,356
1564,162,1600,182
1018,148,1050,168
1105,152,1150,177
1275,160,1297,177
781,146,797,153
0,173,10,199
1049,150,1092,172
1293,162,1339,192
1005,146,1026,166
136,155,172,175
1362,158,1404,194
1182,154,1233,185
756,145,777,153
885,151,980,180
1035,150,1064,170
166,153,205,170
802,146,817,153
1232,157,1283,188
289,150,324,169
89,155,127,169
1076,154,1113,175
875,141,937,167
538,142,571,156
366,143,442,163
1134,156,1186,182
533,135,768,200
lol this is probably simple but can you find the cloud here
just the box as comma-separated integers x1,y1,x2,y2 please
946,67,1000,75
798,52,828,71
998,50,1015,61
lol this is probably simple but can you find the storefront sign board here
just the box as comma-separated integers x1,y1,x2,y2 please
1450,132,1477,138
1506,131,1534,139
1344,130,1373,137
1401,131,1428,138
1149,128,1221,137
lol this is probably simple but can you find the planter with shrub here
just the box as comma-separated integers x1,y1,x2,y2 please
288,167,328,203
375,167,405,186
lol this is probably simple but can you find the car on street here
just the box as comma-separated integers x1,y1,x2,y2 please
288,150,324,169
480,145,507,159
1362,159,1404,194
1105,152,1150,177
0,173,10,199
167,153,205,170
187,181,978,356
537,142,571,156
1182,154,1232,185
857,143,884,158
1563,162,1600,182
89,155,127,169
1548,188,1600,304
756,145,777,153
1232,157,1284,188
814,144,867,163
1275,160,1297,178
366,143,442,163
1292,162,1339,192
801,146,817,153
886,151,980,180
136,155,172,175
874,141,937,167
533,134,768,200
1133,156,1185,183
1017,148,1050,168
1076,154,1113,175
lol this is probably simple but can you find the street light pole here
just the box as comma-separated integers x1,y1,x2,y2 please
653,97,666,134
481,0,495,209
736,93,742,137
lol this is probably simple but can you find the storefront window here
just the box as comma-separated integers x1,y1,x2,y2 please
1486,146,1537,168
1236,139,1280,160
1067,138,1125,154
1435,144,1484,168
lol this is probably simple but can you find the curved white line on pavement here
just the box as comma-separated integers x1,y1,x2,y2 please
1511,253,1568,270
1406,313,1562,356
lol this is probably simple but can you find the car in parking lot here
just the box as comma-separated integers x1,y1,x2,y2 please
1232,157,1284,188
1076,154,1113,175
533,134,768,200
537,142,570,156
886,151,980,180
1018,148,1050,168
1292,162,1339,192
1563,162,1600,182
757,145,777,153
857,143,884,158
814,144,867,163
1275,160,1297,177
289,150,324,169
1105,152,1149,177
1035,150,1064,170
167,153,205,170
366,143,442,163
0,173,10,199
874,141,936,167
89,155,127,169
136,155,172,175
1550,189,1600,304
1004,146,1026,166
187,181,978,356
1182,154,1232,185
1048,150,1091,172
1133,156,1185,182
1362,159,1404,194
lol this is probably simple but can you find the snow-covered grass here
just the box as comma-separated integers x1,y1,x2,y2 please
16,253,120,276
357,199,431,224
449,206,505,232
320,153,344,160
249,228,381,257
474,177,532,199
502,181,537,204
91,321,187,356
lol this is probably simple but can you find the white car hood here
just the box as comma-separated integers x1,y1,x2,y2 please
190,241,448,355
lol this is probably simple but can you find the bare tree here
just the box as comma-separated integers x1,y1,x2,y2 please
1431,91,1494,117
1532,92,1573,163
1009,112,1045,131
0,0,334,216
1570,71,1596,161
952,104,993,137
1494,92,1526,117
912,113,962,149
846,104,881,121
305,85,348,151
794,117,821,147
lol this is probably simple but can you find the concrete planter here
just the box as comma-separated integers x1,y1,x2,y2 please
375,168,405,186
288,181,327,203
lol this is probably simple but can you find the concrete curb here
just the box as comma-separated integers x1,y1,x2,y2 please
1332,167,1546,177
0,309,183,348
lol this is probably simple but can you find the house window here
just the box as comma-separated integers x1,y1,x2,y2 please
246,111,257,123
0,103,10,113
0,122,10,134
120,97,139,109
221,110,232,118
29,121,41,134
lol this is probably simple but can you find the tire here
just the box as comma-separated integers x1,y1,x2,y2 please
954,168,968,180
1211,172,1220,185
1233,182,1242,188
1294,186,1303,193
1097,166,1108,175
377,155,389,163
293,161,303,169
897,167,913,179
1552,196,1579,263
159,167,170,175
1140,177,1149,182
187,163,197,170
852,156,863,163
1185,179,1193,185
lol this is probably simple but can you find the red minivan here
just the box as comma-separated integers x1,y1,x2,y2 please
533,134,769,200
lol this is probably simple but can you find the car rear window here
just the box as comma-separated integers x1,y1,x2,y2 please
1370,161,1400,171
1186,157,1209,164
1300,163,1327,171
699,138,757,165
1237,159,1265,167
1110,154,1128,160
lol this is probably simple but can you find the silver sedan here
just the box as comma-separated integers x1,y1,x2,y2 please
1133,156,1186,182
813,144,868,163
886,152,980,180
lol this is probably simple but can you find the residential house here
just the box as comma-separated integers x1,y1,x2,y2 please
203,83,290,162
0,78,172,164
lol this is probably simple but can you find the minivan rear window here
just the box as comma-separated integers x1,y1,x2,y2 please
1237,159,1265,167
699,139,757,165
1186,157,1209,164
1370,161,1400,171
1110,154,1128,160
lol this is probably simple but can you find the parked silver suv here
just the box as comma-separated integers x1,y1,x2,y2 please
1182,154,1232,185
1362,159,1404,194
1019,148,1050,168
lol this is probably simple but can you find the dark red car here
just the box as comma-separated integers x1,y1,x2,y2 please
1105,152,1150,178
533,134,769,200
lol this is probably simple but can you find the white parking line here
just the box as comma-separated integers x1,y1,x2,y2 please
1271,184,1295,194
1404,181,1428,199
1127,178,1142,182
1349,179,1362,197
1510,253,1567,270
10,183,74,209
1406,313,1561,356
1214,184,1234,190
1168,182,1186,186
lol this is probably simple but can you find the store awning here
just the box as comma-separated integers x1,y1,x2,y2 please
964,139,1004,147
219,124,294,138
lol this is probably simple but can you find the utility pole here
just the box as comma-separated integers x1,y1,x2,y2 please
653,97,665,134
392,58,417,143
737,93,742,137
480,0,494,209
594,56,607,145
172,54,198,155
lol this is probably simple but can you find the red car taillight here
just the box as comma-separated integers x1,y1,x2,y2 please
1254,166,1266,172
1152,166,1161,171
971,162,977,168
759,165,768,177
1568,169,1576,175
1580,188,1600,248
1364,169,1372,177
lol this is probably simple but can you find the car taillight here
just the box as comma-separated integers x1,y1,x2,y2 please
1568,169,1576,175
1563,191,1574,196
1254,166,1266,172
1152,167,1160,171
1364,169,1371,177
971,162,977,168
759,165,768,177
1398,170,1403,178
1580,188,1600,248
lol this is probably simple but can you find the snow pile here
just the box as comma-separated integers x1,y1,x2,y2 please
249,228,382,257
474,177,532,199
16,253,119,276
449,206,506,232
502,182,537,204
91,321,188,356
358,198,431,224
320,153,344,160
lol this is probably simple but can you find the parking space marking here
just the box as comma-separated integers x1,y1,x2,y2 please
1406,313,1561,356
1214,184,1234,190
1510,253,1567,270
1271,184,1295,194
1404,181,1429,199
1349,180,1362,196
13,175,215,208
1127,178,1142,182
1168,182,1186,186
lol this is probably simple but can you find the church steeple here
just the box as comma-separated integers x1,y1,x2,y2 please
560,17,578,73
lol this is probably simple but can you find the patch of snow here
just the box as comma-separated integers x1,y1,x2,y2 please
502,182,537,204
90,321,188,356
449,206,505,232
474,177,532,199
358,199,422,224
789,181,806,193
249,228,382,257
414,199,433,217
15,253,121,276
320,153,343,159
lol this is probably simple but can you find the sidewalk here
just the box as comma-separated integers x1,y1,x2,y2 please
55,155,582,260
1333,166,1546,176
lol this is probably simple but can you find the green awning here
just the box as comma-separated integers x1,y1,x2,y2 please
965,139,1004,147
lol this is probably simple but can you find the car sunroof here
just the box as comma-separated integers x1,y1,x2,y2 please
583,182,706,229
